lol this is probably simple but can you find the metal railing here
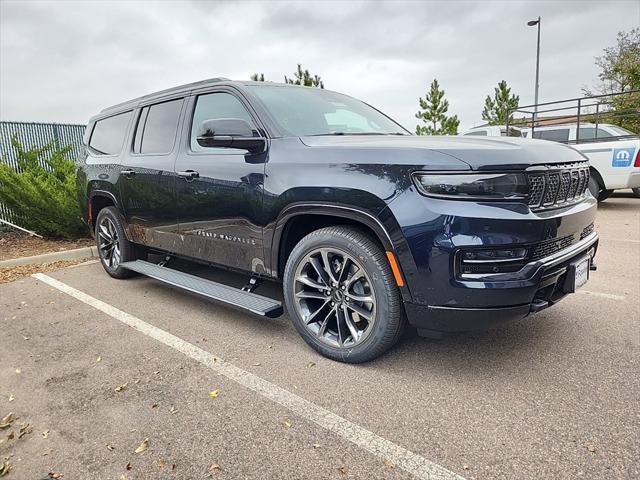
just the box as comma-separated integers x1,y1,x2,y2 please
506,90,640,144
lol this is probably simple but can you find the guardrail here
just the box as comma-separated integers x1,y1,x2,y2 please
506,90,639,144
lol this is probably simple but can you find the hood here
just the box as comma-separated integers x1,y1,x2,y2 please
299,135,587,170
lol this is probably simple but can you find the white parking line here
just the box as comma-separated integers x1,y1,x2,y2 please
32,273,464,480
577,290,626,300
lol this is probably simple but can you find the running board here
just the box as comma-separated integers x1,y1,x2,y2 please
120,260,283,318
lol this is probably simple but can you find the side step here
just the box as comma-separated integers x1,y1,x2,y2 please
120,260,283,318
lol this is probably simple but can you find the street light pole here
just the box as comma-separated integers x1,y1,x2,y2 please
528,16,541,125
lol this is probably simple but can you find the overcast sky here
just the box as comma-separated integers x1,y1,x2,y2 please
1,0,638,131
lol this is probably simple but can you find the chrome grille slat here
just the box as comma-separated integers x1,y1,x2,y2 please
527,162,590,211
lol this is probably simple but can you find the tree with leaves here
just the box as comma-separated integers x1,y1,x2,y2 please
250,73,265,82
414,79,459,135
587,28,639,132
285,64,324,88
481,80,520,125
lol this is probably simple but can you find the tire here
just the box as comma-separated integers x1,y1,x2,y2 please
588,175,612,202
632,188,640,198
283,226,406,363
598,189,614,202
95,207,144,279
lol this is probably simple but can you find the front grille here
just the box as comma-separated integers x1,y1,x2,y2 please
531,234,575,260
527,163,590,210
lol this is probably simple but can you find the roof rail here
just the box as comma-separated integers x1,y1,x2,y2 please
100,77,231,113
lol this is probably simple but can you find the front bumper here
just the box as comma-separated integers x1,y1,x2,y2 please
404,232,598,333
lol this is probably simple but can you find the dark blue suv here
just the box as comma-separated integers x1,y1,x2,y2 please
78,78,598,362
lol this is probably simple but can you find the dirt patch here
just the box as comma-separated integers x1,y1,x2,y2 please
0,231,93,261
0,258,95,284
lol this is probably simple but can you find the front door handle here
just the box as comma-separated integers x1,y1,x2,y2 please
177,170,200,180
120,169,135,178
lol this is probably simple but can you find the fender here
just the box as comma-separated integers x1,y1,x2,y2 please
87,189,120,230
269,202,414,301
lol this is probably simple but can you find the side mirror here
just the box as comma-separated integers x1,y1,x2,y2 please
196,118,266,154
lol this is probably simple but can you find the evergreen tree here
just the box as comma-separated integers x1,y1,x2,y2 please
482,80,520,125
414,79,459,135
250,73,265,82
285,64,324,88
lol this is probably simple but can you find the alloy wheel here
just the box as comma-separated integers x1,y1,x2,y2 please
97,217,121,268
293,247,376,348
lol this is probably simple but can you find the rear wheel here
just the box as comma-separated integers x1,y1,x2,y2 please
95,207,144,279
283,226,405,363
588,175,613,202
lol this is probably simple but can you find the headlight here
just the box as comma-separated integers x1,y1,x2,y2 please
413,172,528,200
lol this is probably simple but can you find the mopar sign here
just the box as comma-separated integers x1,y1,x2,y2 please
612,147,636,167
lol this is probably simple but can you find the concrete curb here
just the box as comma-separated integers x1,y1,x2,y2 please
0,246,98,268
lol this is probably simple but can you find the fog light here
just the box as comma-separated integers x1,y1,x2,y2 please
462,248,527,263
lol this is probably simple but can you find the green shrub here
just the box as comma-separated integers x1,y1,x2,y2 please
0,136,86,238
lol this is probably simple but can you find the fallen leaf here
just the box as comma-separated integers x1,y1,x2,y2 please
153,371,160,375
134,438,149,454
14,369,21,374
283,420,292,428
134,379,140,385
118,476,128,480
383,459,395,469
7,432,15,440
106,443,114,451
209,389,220,398
172,464,177,471
159,458,166,467
126,463,133,470
312,443,321,449
49,472,64,479
18,422,32,438
463,464,469,470
114,382,128,393
293,385,298,390
209,463,221,471
252,363,261,366
169,406,178,415
305,361,316,368
42,430,49,439
338,466,348,475
96,357,101,363
0,413,13,429
151,404,158,409
587,445,596,453
0,462,11,477
7,396,14,403
22,335,30,340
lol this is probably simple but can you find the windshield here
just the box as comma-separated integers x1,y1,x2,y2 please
249,85,408,137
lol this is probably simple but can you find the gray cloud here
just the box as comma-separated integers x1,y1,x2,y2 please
1,0,638,130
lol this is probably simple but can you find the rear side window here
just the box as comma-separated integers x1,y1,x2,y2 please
533,129,570,142
89,111,132,155
579,127,614,140
190,93,255,151
133,99,183,154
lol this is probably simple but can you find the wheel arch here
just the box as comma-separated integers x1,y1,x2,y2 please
270,203,412,301
88,190,119,231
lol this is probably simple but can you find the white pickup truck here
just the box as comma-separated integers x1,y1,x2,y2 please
461,122,640,201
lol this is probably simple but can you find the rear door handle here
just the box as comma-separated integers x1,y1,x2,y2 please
177,170,200,180
120,169,135,178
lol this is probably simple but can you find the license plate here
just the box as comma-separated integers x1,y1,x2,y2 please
574,257,590,290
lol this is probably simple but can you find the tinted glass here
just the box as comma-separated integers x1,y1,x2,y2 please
533,129,570,142
89,111,132,155
579,127,613,140
135,99,183,154
249,85,407,137
191,93,255,151
464,130,488,136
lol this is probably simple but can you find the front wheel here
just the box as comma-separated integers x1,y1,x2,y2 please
588,176,612,202
632,188,640,198
283,226,406,363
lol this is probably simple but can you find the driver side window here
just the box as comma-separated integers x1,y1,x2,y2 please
190,92,256,152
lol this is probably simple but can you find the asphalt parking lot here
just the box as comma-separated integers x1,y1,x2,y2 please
1,194,638,480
